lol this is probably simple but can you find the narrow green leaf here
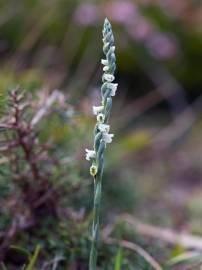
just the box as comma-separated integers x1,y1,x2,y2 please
167,251,201,266
114,248,123,270
10,245,30,257
26,245,41,270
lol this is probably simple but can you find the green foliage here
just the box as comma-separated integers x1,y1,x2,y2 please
0,88,7,116
26,245,41,270
168,251,202,268
114,248,123,270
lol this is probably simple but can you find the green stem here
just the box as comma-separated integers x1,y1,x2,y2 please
89,174,102,270
89,18,116,270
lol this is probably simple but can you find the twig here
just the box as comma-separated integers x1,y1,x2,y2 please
31,90,65,127
0,216,35,261
122,214,202,250
104,236,163,270
117,87,166,130
153,95,202,150
0,124,18,130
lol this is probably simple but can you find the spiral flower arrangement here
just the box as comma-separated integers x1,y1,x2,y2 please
85,18,117,270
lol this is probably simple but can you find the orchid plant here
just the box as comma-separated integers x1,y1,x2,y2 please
85,18,117,270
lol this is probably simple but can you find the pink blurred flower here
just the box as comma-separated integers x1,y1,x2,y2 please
105,0,137,24
147,33,178,60
73,1,179,61
127,18,153,41
74,3,99,26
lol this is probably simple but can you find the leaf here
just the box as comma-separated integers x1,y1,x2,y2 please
114,247,123,270
26,245,41,270
167,251,201,266
10,245,30,257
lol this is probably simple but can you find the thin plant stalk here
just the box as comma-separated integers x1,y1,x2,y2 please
85,18,117,270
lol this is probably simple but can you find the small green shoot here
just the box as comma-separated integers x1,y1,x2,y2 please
114,248,123,270
25,245,41,270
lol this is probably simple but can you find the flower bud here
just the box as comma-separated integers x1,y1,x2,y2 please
97,113,105,123
90,164,98,177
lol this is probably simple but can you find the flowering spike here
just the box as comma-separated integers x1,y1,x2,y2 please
87,19,118,270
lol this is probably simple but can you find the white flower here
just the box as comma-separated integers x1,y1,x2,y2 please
103,66,109,72
103,41,110,48
103,73,115,82
97,113,105,123
92,105,104,115
85,149,96,161
111,46,115,52
108,83,118,96
102,133,114,144
101,59,108,66
98,123,110,133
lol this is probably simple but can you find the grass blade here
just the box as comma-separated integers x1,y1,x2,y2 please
26,245,41,270
114,248,123,270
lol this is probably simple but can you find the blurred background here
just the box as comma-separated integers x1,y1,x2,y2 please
1,0,202,269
